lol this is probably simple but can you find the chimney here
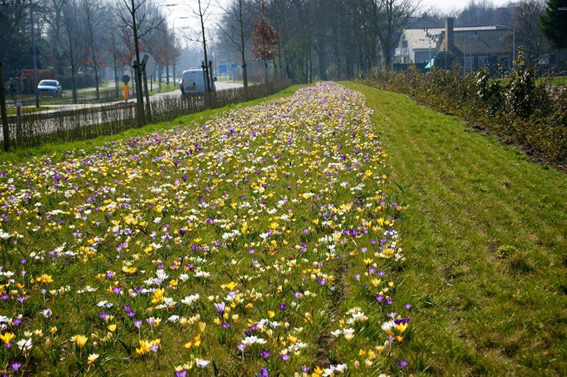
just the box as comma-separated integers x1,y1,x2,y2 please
443,17,455,51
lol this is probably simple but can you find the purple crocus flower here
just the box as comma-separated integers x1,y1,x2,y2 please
174,369,188,377
260,350,271,359
396,360,408,369
214,302,226,314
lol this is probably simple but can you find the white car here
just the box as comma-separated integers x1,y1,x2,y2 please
181,70,206,94
37,80,62,97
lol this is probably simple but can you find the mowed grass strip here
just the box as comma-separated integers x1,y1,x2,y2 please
344,82,567,376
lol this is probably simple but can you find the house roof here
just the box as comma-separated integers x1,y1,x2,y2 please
436,29,512,56
402,26,498,51
453,29,512,56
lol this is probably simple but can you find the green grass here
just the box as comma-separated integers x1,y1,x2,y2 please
344,81,567,375
537,76,567,86
5,106,49,115
148,82,178,95
0,85,302,164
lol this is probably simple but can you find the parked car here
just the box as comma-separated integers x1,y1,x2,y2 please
37,80,62,97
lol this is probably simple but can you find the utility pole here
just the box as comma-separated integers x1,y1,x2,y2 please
30,0,39,108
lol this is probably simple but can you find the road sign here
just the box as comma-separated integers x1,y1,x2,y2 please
218,63,228,75
131,53,156,74
122,67,131,82
230,62,238,69
122,75,130,84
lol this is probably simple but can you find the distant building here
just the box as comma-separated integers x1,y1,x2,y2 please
395,18,513,72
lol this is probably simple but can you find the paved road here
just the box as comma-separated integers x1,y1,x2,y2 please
38,81,243,113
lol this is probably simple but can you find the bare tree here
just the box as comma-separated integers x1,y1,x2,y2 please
218,0,253,87
43,0,68,75
514,0,548,62
183,0,214,92
61,0,83,103
117,0,165,126
0,0,31,77
377,0,421,69
83,0,107,100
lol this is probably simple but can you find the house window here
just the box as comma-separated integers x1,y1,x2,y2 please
403,39,408,48
464,56,474,71
478,56,488,66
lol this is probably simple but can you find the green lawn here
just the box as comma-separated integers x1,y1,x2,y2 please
5,106,49,115
537,76,567,86
344,82,567,375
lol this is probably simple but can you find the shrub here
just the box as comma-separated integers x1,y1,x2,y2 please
358,62,567,165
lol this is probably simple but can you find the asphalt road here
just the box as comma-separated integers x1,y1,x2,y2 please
39,81,243,113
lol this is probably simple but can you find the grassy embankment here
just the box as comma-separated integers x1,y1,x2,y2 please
344,81,567,376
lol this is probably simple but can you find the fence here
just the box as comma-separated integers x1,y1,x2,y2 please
6,86,137,107
1,80,291,151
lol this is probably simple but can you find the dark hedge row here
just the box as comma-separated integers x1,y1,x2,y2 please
358,64,567,166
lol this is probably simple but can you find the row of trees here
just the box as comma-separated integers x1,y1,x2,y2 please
216,0,424,85
215,0,567,85
1,0,183,102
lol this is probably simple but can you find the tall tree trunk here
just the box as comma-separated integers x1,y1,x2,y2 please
131,0,145,126
238,0,248,88
198,0,211,92
0,62,10,151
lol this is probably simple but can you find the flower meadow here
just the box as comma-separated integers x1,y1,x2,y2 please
0,83,410,376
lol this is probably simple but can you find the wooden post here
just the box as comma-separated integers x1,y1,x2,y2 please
142,67,152,122
0,62,10,151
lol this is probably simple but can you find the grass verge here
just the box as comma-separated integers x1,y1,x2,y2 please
5,107,49,115
343,81,567,375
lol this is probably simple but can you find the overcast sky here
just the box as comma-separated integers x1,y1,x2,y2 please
428,0,513,12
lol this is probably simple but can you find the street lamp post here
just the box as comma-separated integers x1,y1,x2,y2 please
171,17,190,86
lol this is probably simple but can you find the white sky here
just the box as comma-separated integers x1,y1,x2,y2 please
427,0,514,13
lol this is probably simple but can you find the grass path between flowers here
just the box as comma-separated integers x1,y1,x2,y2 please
344,81,567,376
0,85,302,164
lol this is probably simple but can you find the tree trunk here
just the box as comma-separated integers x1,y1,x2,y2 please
94,62,100,100
0,63,10,151
238,0,248,88
131,0,144,127
71,61,77,104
